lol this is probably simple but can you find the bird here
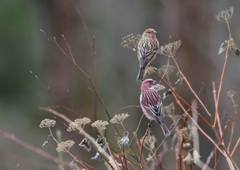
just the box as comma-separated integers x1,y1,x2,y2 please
140,79,170,136
136,28,159,81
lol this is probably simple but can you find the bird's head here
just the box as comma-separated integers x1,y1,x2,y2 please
142,28,157,39
141,78,156,91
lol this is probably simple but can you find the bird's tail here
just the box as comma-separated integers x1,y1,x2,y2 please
136,67,145,81
161,124,171,137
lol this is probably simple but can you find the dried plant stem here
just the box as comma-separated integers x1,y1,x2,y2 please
130,114,144,144
139,122,151,164
144,137,167,167
0,130,70,167
177,134,183,170
227,105,238,151
56,130,64,170
227,121,235,151
171,93,226,156
133,132,147,169
91,35,98,122
219,118,231,143
191,100,212,170
155,68,238,169
48,128,90,169
41,31,110,119
103,137,120,170
203,151,214,170
231,137,240,157
214,39,230,130
122,146,128,170
171,56,212,118
62,35,77,65
212,82,218,129
129,145,141,169
154,71,212,128
39,107,120,170
30,70,79,117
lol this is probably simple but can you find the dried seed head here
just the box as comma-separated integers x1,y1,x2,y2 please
110,113,129,124
216,6,234,22
91,120,109,135
39,119,56,128
227,90,236,98
56,140,75,152
121,34,141,51
67,117,91,132
157,40,181,56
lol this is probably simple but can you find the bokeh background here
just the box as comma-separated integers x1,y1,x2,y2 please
1,0,240,169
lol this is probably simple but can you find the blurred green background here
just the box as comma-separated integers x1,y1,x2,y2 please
1,0,240,169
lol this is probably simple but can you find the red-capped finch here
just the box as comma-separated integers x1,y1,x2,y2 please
137,28,159,81
140,79,170,137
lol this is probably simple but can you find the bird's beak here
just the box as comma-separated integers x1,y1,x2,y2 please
153,30,157,34
153,80,157,85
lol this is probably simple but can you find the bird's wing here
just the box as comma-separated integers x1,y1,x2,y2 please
141,90,162,116
138,44,158,60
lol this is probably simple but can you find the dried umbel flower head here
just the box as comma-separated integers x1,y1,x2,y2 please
216,6,234,22
227,90,237,98
39,119,56,128
144,65,156,78
79,138,91,152
157,40,181,57
91,120,109,135
121,34,141,51
67,117,91,132
56,140,75,152
110,113,129,124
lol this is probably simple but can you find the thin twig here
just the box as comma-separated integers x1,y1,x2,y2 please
48,128,90,169
154,71,212,128
133,132,147,169
130,114,144,144
62,35,77,65
41,31,110,119
203,151,214,170
214,19,231,129
30,70,79,117
129,145,141,169
0,130,70,167
139,122,152,164
231,137,240,157
171,56,212,118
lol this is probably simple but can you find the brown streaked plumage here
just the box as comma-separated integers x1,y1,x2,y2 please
136,28,159,81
